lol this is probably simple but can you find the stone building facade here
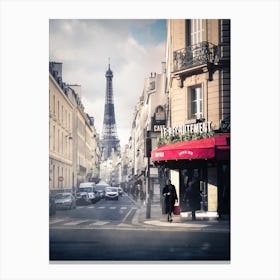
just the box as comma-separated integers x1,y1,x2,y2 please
49,62,100,194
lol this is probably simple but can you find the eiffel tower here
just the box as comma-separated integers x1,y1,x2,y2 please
101,61,120,161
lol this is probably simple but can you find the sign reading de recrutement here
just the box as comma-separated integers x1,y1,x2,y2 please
160,121,213,138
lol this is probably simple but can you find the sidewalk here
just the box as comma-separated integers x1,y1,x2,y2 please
132,199,230,232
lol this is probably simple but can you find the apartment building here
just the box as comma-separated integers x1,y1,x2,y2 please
152,19,230,219
49,62,99,194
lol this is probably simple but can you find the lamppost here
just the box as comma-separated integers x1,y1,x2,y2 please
145,130,152,219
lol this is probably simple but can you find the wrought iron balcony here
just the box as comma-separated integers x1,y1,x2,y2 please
173,41,219,72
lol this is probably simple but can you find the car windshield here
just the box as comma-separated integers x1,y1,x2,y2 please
106,187,117,192
55,193,71,199
79,187,93,192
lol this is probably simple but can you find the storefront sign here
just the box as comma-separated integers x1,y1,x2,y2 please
153,124,165,132
161,121,212,138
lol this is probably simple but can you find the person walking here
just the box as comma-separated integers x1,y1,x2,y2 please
184,171,201,220
162,179,178,222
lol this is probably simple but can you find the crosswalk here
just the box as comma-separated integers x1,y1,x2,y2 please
50,218,111,227
50,205,137,229
76,205,123,210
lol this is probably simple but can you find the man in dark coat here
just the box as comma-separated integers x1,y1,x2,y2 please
162,179,178,222
185,174,201,220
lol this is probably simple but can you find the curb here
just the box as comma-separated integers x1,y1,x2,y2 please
135,203,230,231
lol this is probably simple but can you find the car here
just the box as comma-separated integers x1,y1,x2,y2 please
75,192,91,205
94,185,106,199
118,187,124,196
78,182,97,203
105,186,119,200
49,195,56,216
54,192,76,210
92,187,101,202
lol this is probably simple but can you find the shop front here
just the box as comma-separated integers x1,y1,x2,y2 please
151,133,230,219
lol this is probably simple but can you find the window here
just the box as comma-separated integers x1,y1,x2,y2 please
190,19,203,45
58,129,60,153
62,105,64,124
155,106,165,121
53,95,55,115
58,100,60,121
148,81,155,91
53,125,55,151
189,85,203,119
65,109,67,128
57,166,60,187
53,165,55,189
62,132,64,155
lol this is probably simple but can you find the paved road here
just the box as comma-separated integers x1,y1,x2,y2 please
49,194,230,261
50,194,137,228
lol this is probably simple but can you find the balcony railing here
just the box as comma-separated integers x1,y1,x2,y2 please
173,41,219,72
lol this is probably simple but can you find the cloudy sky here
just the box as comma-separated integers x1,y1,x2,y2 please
49,19,166,148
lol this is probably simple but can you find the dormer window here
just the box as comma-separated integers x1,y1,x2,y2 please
149,81,155,91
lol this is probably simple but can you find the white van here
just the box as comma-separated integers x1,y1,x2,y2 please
78,182,96,203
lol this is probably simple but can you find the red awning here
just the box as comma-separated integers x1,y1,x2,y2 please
151,134,230,162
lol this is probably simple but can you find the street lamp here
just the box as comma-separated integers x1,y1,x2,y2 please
145,130,152,219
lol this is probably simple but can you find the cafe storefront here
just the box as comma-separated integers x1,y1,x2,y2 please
151,129,230,220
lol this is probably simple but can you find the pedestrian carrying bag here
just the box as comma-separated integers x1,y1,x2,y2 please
173,205,180,215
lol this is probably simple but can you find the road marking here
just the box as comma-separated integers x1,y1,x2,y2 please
63,220,89,226
76,206,85,209
97,206,105,209
120,207,127,210
88,221,109,226
121,207,136,223
49,218,67,224
88,206,95,209
109,207,116,209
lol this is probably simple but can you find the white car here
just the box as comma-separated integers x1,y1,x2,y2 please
78,182,96,203
105,187,119,200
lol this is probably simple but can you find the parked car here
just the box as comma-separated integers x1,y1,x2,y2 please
54,192,76,210
105,186,119,200
118,187,124,196
49,195,56,216
78,182,97,203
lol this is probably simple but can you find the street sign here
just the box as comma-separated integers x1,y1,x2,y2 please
58,176,64,182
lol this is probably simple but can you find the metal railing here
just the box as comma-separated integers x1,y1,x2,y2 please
173,41,219,72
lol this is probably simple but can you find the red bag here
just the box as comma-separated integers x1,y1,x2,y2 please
173,205,180,215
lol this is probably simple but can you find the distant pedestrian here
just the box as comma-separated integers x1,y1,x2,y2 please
184,171,201,220
140,189,145,202
162,179,178,222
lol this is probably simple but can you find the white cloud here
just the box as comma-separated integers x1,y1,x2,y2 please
49,19,166,147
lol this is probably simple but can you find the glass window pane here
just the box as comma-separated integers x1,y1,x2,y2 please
191,101,197,114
